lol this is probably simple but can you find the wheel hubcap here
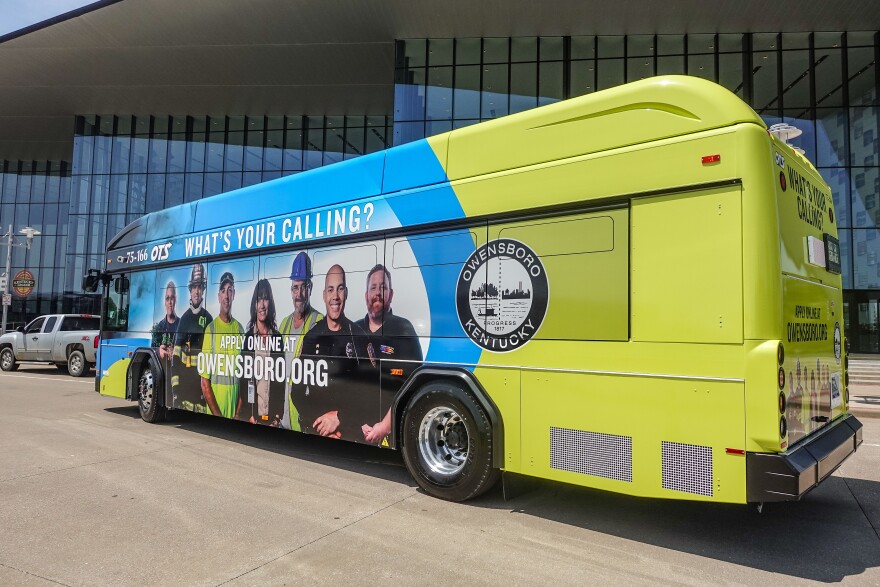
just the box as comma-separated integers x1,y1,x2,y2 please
418,406,469,476
1,351,11,369
70,355,82,373
139,370,153,410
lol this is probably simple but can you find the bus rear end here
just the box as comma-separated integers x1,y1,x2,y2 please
747,137,862,502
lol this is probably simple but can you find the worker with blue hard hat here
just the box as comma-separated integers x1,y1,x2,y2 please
278,251,323,430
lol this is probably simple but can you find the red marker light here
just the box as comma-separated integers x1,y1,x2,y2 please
702,154,721,165
725,448,745,455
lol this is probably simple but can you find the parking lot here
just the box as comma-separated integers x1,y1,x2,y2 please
1,365,878,586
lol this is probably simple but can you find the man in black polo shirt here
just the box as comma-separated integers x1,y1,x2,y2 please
355,263,423,445
296,264,378,440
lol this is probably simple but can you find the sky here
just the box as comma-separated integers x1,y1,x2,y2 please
0,0,98,37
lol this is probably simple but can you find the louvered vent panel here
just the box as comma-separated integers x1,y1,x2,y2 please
550,427,632,482
661,441,713,496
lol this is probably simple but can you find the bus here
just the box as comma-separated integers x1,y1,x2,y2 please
89,75,862,504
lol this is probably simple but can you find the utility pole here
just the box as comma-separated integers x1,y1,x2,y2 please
1,225,41,335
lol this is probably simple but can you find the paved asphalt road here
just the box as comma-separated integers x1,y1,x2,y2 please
1,365,878,586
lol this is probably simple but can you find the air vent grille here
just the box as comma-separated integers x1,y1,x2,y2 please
661,441,713,496
550,427,633,482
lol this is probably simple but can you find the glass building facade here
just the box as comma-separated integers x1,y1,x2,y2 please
2,30,880,351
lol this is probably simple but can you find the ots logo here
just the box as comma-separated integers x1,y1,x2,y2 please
150,242,172,261
775,152,785,170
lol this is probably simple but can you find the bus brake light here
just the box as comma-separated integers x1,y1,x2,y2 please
701,154,721,164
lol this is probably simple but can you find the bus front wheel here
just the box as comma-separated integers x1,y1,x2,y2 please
137,360,165,423
401,381,499,501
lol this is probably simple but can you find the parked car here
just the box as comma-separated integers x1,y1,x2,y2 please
0,314,100,377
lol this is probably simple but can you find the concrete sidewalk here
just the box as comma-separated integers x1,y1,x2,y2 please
846,356,880,419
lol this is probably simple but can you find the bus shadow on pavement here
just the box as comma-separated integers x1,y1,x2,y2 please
490,475,880,582
104,404,414,486
103,404,878,582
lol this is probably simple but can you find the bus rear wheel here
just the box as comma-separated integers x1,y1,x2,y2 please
401,381,499,502
138,361,165,423
0,348,17,372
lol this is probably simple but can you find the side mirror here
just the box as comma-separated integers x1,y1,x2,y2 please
114,276,129,294
82,273,101,293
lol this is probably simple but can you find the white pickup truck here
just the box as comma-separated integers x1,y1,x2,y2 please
0,314,100,377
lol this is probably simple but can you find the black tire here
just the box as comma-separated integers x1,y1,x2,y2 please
137,360,166,423
67,350,88,377
401,381,499,502
0,347,18,372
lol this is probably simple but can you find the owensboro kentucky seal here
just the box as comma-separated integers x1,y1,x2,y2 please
456,238,548,352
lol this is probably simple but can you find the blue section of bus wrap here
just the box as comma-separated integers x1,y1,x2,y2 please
192,152,387,232
99,338,150,374
383,139,481,367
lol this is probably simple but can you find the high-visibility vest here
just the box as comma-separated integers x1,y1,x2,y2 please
279,310,322,431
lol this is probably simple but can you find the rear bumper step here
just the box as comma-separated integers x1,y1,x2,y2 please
746,414,863,502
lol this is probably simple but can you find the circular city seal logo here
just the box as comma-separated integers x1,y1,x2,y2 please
456,238,548,353
12,269,35,297
779,171,787,192
833,322,841,364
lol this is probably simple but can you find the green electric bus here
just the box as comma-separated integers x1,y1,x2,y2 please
90,76,862,503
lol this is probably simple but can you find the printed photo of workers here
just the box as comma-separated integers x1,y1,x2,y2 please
172,263,213,410
295,264,378,440
354,264,423,445
240,278,285,426
278,251,323,430
151,280,178,363
199,271,245,419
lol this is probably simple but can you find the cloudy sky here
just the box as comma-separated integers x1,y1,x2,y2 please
0,0,98,37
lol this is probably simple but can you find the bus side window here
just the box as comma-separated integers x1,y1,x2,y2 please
495,210,629,342
391,230,481,339
105,272,131,332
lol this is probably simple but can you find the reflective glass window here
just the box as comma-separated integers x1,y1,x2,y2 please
426,67,453,120
817,108,849,166
145,174,165,213
814,48,844,107
455,38,481,65
850,107,879,167
511,37,537,62
510,62,537,114
184,173,204,203
453,65,481,119
482,64,509,118
428,38,453,67
165,173,184,208
849,47,877,106
781,50,811,109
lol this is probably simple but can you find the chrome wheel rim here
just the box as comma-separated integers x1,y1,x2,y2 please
69,354,83,375
139,370,153,411
1,350,12,370
418,406,469,476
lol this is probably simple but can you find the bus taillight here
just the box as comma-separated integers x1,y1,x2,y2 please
779,392,786,413
780,416,788,438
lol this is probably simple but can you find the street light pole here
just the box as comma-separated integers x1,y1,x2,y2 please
1,225,40,336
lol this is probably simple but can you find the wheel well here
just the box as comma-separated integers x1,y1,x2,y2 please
0,343,11,352
66,343,84,358
392,367,504,468
127,348,165,405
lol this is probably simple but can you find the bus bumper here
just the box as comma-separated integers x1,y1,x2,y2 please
746,414,863,503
